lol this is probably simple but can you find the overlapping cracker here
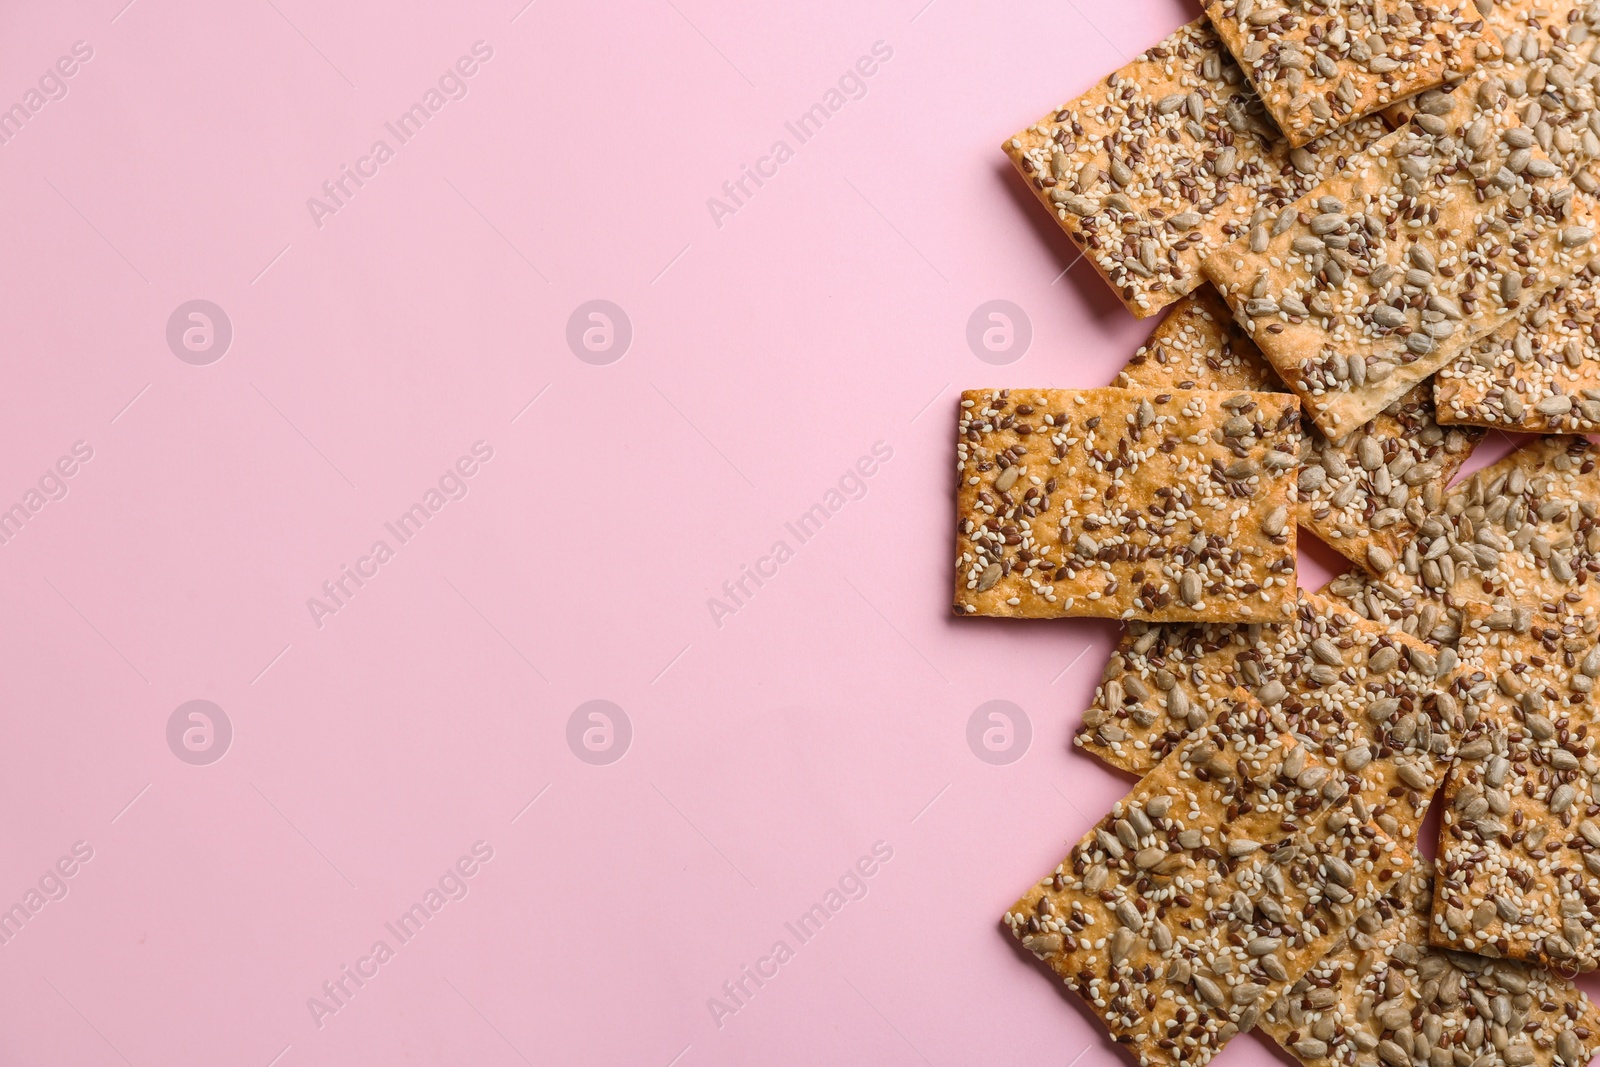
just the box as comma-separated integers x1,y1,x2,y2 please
1435,264,1600,430
1383,0,1600,176
1202,0,1486,146
1078,590,1477,847
1378,434,1600,612
1261,857,1600,1067
1296,396,1483,573
1320,567,1467,646
1490,0,1600,190
1204,71,1600,440
1003,18,1388,317
1079,616,1283,773
1431,602,1600,970
1118,288,1484,579
952,388,1300,622
1115,286,1281,392
1007,698,1414,1067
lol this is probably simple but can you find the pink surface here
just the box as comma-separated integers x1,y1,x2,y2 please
2,2,1586,1065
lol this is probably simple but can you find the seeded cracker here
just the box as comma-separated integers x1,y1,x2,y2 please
1320,566,1466,645
1423,0,1600,431
953,388,1300,622
1203,0,1485,147
1435,265,1600,430
1118,285,1483,579
1260,858,1600,1067
1385,0,1600,189
1115,286,1283,392
1078,589,1476,843
1005,701,1413,1067
1379,434,1600,612
1203,70,1600,440
1003,18,1388,318
1431,603,1600,970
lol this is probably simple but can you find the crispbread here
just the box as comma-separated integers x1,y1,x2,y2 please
1118,290,1484,579
1380,434,1600,612
1295,394,1483,575
1488,0,1600,190
1006,697,1414,1067
952,387,1300,622
1204,71,1600,440
1431,601,1600,970
1076,572,1467,781
1116,286,1281,392
1077,590,1478,846
1435,265,1600,430
1382,0,1600,187
1320,567,1466,646
1260,857,1600,1067
1004,18,1388,317
1202,0,1485,146
1078,617,1278,774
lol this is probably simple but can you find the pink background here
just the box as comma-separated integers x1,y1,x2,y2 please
0,1,1584,1065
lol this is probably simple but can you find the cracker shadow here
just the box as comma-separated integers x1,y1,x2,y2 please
998,922,1141,1067
989,160,1131,325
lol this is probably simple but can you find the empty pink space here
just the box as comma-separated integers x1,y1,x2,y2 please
2,0,1585,1065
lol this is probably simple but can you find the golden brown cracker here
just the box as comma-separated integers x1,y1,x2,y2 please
953,387,1300,622
1204,71,1600,440
1007,699,1414,1067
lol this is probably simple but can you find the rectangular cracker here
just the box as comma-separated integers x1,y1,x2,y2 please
1004,17,1388,317
1431,603,1600,970
1202,0,1486,146
1006,698,1415,1067
1203,69,1600,440
1120,286,1484,579
1374,434,1600,611
1435,264,1600,430
1078,588,1477,854
952,387,1300,622
1261,857,1600,1067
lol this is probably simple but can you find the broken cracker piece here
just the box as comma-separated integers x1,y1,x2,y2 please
1204,70,1600,440
1203,0,1485,147
953,387,1300,623
1004,18,1387,318
1007,704,1414,1067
